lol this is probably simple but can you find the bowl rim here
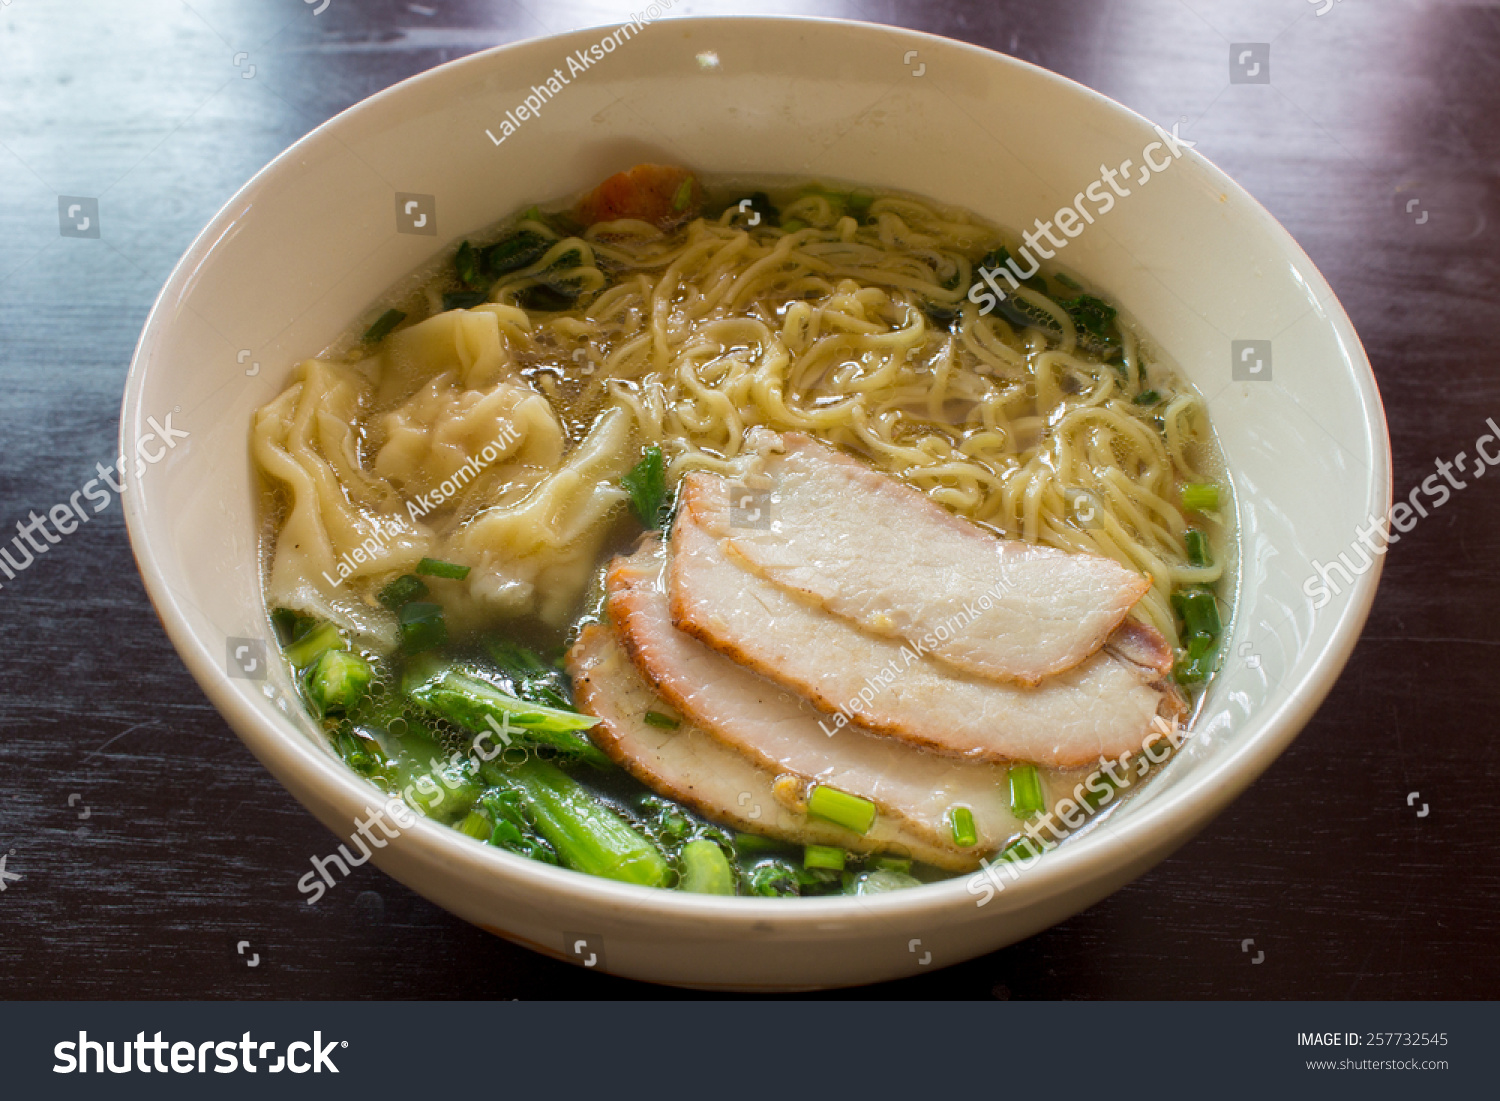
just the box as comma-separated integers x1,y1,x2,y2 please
120,14,1391,931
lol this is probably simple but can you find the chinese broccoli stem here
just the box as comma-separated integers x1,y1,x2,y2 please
484,757,668,888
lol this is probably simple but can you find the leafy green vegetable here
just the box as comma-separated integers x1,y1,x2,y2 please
482,639,574,711
747,858,800,897
621,446,669,528
1134,389,1161,406
1060,293,1118,342
397,601,447,654
678,838,735,894
377,574,428,611
488,757,668,887
403,660,608,767
442,290,489,312
481,229,552,279
455,240,484,288
303,649,373,718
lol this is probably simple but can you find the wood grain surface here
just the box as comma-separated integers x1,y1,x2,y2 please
1,0,1496,999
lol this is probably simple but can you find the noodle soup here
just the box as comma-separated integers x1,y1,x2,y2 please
252,166,1230,898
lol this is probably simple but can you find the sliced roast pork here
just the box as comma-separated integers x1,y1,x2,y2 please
606,537,1034,859
566,622,975,870
682,433,1154,685
669,507,1185,769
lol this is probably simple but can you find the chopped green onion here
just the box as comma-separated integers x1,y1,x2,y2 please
643,710,680,729
803,844,846,871
521,205,543,223
672,176,695,212
1008,763,1045,818
1175,646,1218,685
949,805,978,848
1184,528,1212,568
415,557,471,580
362,308,405,344
1171,588,1222,640
1000,835,1045,863
620,446,668,528
1181,482,1220,511
678,839,735,894
806,785,877,835
283,620,345,669
1134,389,1161,406
397,601,447,653
302,649,372,718
780,218,807,232
1053,271,1083,291
377,574,428,611
847,188,875,217
867,853,912,875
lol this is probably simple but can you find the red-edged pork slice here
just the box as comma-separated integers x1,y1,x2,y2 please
606,538,1032,858
669,507,1186,769
682,433,1152,685
566,622,974,870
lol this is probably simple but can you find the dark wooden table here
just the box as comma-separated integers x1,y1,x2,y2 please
2,0,1496,999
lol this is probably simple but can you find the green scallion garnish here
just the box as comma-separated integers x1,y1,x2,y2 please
672,176,695,212
949,805,978,848
643,710,680,729
1181,482,1220,511
1134,389,1161,406
1008,764,1045,818
362,308,406,344
806,785,876,835
1184,528,1212,568
415,557,471,580
1171,587,1221,640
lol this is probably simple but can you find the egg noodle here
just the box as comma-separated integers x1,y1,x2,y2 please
497,191,1224,646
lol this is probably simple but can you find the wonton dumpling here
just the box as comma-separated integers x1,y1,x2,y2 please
372,370,563,503
452,405,636,627
376,303,532,400
253,358,432,646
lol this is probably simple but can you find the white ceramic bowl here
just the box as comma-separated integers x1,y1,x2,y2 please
121,16,1389,989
